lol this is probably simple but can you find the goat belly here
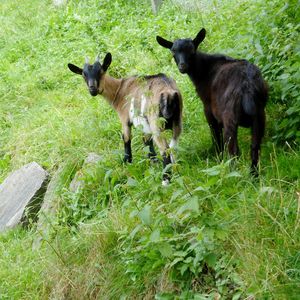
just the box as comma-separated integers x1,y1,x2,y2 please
129,96,151,134
132,116,151,134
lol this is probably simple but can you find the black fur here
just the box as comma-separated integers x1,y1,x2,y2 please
157,28,268,176
123,135,132,163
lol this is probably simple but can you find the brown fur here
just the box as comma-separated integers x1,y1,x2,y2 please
68,54,182,184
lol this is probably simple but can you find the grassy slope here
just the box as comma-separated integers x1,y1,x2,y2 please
0,0,299,299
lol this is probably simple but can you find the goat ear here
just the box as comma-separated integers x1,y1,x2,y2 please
193,28,206,49
102,53,112,72
156,36,173,49
68,63,83,75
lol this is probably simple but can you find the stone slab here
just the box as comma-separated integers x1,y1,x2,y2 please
0,162,48,231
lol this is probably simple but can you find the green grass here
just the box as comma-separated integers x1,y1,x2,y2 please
0,0,299,299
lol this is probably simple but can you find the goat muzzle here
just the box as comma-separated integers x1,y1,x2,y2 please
89,88,98,96
178,63,188,74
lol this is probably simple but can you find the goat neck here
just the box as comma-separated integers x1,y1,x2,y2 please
188,51,209,83
101,74,123,108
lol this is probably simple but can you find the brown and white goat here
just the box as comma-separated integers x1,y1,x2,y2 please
157,28,268,176
68,53,182,185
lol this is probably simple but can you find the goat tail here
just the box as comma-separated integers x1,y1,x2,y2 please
242,92,256,116
160,91,180,120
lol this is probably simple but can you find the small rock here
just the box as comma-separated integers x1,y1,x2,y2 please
84,152,103,165
69,153,103,193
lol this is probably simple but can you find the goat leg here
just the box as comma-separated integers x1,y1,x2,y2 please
122,124,132,163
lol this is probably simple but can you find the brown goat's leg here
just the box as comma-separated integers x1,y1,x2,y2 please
122,124,132,163
250,112,265,177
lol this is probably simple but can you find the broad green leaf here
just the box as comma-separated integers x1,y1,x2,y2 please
150,229,160,242
127,177,138,186
202,166,221,176
174,251,187,257
129,224,142,239
180,264,188,275
193,185,209,192
225,171,242,178
205,253,217,268
232,292,242,300
138,205,152,226
169,257,184,267
159,242,173,258
177,196,199,214
215,230,228,241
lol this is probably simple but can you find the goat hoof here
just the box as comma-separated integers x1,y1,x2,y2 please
123,157,132,163
250,168,259,178
149,156,159,163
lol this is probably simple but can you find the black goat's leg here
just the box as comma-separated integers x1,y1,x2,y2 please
204,108,223,154
210,121,223,155
223,119,239,158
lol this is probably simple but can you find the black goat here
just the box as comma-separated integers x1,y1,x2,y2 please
157,28,268,176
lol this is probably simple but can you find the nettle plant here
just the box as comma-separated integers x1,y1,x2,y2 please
119,163,244,297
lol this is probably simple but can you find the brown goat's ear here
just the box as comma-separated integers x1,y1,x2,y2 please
193,28,206,49
156,36,173,49
102,53,112,72
68,63,83,75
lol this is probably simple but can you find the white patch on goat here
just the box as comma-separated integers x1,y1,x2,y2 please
130,96,151,134
169,138,178,163
162,179,170,186
141,95,147,115
169,138,177,149
170,153,175,164
129,98,135,122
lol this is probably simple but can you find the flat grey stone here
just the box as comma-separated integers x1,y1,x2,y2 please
0,162,48,232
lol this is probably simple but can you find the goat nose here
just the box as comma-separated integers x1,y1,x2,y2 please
89,88,98,96
178,63,187,73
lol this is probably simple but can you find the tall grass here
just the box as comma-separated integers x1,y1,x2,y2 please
0,0,299,299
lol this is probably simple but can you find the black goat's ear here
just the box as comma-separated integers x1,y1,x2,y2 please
193,28,206,49
102,53,112,72
68,63,83,75
156,36,173,49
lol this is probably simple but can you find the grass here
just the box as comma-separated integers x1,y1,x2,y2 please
0,0,299,299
